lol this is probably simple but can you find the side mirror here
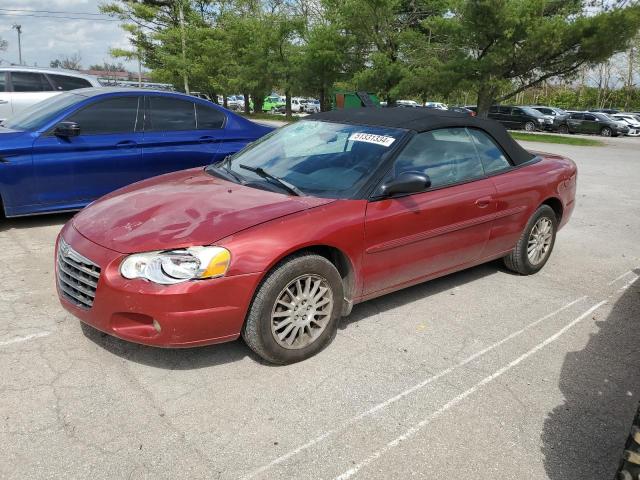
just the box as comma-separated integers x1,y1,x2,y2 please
380,172,431,197
54,121,80,137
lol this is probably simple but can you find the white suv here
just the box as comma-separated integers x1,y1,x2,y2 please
0,66,102,121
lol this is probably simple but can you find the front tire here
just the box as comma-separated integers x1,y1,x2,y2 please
242,253,344,364
524,121,536,132
504,205,557,275
601,127,612,137
558,124,569,134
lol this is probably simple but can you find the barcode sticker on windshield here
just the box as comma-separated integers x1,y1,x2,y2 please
348,133,396,147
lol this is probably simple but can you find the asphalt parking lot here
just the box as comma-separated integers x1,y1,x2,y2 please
1,136,639,480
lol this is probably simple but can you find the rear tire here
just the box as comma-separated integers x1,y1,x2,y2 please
504,205,557,275
242,253,344,364
558,124,569,134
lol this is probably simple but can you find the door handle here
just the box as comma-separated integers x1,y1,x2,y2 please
475,197,492,208
198,135,217,144
116,140,137,148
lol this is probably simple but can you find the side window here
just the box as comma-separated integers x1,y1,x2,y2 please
498,106,512,115
489,105,499,114
468,129,511,174
196,103,225,129
48,74,92,91
570,113,583,120
391,128,485,190
583,114,596,121
512,107,523,115
0,72,6,92
147,96,196,131
10,72,52,92
66,97,140,135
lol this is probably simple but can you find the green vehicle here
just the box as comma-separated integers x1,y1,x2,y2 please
262,95,285,112
332,91,381,109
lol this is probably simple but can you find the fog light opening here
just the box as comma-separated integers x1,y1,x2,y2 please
153,319,162,334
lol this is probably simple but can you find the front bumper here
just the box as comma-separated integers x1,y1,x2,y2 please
55,223,262,347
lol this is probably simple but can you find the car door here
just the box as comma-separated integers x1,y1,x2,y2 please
466,128,532,256
582,114,600,134
511,107,527,128
8,71,58,117
0,72,10,121
567,113,583,133
142,95,222,175
362,127,497,296
31,95,143,207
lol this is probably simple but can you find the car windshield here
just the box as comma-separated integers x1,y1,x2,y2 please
207,120,407,199
2,92,82,131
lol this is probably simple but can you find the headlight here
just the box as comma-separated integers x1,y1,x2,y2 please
120,246,231,284
537,118,544,123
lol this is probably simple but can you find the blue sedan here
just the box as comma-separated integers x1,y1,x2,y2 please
0,88,273,217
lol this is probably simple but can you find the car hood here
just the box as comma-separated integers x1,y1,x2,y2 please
72,168,335,254
0,127,28,142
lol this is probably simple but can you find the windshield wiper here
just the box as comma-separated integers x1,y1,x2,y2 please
239,164,304,196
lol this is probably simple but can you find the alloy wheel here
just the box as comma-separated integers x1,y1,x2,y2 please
527,217,553,266
270,274,334,350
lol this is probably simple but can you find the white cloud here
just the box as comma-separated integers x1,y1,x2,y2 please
0,0,136,69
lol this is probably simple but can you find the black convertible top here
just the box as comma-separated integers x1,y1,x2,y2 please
310,107,535,165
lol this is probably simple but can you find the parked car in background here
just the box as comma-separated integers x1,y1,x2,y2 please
424,101,448,110
0,66,102,122
303,99,320,113
290,97,306,112
56,107,577,364
449,106,476,116
0,88,272,217
190,92,212,102
611,114,640,136
397,100,421,108
488,105,549,131
263,95,286,112
555,111,629,137
589,108,620,115
529,106,569,130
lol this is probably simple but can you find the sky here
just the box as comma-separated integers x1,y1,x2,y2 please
0,1,136,70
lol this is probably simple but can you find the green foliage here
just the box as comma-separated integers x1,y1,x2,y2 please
101,0,640,114
426,0,640,115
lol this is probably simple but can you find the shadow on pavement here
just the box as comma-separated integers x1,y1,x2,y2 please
82,261,503,369
0,212,74,232
341,261,502,330
542,269,640,479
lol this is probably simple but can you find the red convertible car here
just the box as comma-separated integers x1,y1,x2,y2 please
56,108,577,364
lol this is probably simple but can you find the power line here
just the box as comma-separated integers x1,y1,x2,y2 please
0,8,109,17
0,13,119,22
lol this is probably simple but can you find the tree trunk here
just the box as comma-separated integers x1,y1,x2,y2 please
285,90,292,119
319,88,326,112
223,96,228,109
243,90,251,114
253,93,264,113
476,84,496,118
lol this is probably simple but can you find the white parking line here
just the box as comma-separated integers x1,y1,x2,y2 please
333,300,608,480
241,296,587,480
608,269,636,285
333,273,639,480
0,331,51,347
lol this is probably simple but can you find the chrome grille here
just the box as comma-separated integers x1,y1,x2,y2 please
57,238,101,308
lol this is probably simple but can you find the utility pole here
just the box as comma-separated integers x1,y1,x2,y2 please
12,24,22,65
178,2,189,94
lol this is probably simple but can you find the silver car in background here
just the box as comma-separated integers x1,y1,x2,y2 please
0,66,102,122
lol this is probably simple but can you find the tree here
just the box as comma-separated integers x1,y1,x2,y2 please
50,53,82,70
325,0,447,105
426,0,640,116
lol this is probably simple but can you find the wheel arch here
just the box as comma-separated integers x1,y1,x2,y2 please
541,197,563,223
260,244,357,316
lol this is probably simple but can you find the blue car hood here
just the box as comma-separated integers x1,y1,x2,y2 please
0,127,29,144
